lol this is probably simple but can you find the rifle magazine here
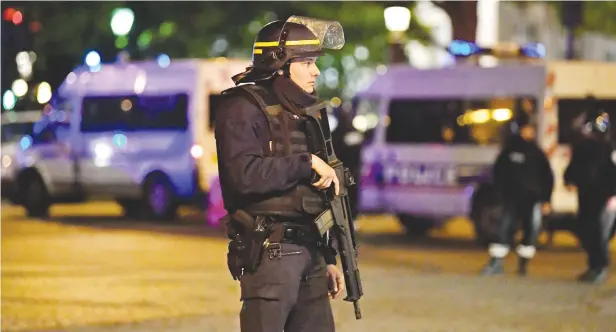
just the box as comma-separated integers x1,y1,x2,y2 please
314,209,335,236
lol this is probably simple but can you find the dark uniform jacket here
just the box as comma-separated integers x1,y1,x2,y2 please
492,135,554,202
214,83,314,214
565,138,616,199
214,76,329,217
215,78,337,265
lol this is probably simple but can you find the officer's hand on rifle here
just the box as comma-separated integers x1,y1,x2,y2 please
311,154,340,195
326,264,344,299
607,196,616,212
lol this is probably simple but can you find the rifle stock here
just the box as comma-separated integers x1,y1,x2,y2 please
304,103,364,320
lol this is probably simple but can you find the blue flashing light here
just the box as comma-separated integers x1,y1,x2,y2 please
156,54,170,68
20,135,33,150
520,42,546,59
112,132,127,147
448,40,481,57
89,64,102,72
85,50,101,67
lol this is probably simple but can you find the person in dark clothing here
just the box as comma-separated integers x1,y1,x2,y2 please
330,109,363,220
215,16,346,332
482,111,554,276
564,98,616,284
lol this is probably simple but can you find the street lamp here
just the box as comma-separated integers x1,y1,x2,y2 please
36,82,52,104
110,8,134,61
110,8,134,37
384,6,411,64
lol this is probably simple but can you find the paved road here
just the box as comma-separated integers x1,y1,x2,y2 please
2,202,615,332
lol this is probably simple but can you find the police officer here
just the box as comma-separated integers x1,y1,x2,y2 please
564,98,616,284
215,16,346,332
482,110,554,276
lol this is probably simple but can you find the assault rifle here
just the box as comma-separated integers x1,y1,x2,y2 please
304,102,364,320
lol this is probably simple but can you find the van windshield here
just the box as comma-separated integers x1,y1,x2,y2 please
1,122,35,143
384,97,539,145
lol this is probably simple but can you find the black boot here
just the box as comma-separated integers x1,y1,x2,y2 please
578,268,608,284
481,258,504,276
576,269,591,281
518,257,530,276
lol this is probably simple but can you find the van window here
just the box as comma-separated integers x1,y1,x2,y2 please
557,98,616,144
385,97,538,145
32,122,70,145
1,122,35,143
80,94,188,132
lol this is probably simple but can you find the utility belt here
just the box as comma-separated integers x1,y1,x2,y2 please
242,184,327,217
278,222,325,246
224,209,334,280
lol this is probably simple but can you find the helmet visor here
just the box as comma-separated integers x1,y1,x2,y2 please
591,112,609,133
282,16,345,52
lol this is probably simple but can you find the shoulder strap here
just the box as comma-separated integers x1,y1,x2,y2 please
235,85,283,157
236,85,269,110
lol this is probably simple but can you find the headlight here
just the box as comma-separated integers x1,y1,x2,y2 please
2,155,12,168
190,144,204,159
92,142,113,167
93,143,113,159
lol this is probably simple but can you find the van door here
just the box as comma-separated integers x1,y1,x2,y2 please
31,122,76,195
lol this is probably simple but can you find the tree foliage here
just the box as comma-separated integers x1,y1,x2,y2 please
12,1,433,98
548,1,616,36
432,1,478,42
11,1,616,74
432,1,616,45
578,2,616,36
18,2,426,66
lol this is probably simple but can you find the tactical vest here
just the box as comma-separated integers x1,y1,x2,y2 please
224,84,327,217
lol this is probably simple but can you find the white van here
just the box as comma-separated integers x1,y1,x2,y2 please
1,110,43,203
355,60,616,241
9,58,250,220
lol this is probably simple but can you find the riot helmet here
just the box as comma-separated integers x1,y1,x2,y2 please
232,16,345,85
508,108,536,141
581,95,610,139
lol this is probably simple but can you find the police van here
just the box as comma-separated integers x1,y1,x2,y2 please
1,110,43,203
9,57,250,220
355,58,616,241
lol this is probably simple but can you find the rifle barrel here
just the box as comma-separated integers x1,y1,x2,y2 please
353,301,362,319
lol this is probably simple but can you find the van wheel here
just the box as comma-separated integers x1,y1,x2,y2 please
21,175,51,219
142,173,178,221
397,214,434,237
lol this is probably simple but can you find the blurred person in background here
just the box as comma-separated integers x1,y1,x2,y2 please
564,95,616,284
481,110,554,276
215,16,346,332
331,108,363,221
